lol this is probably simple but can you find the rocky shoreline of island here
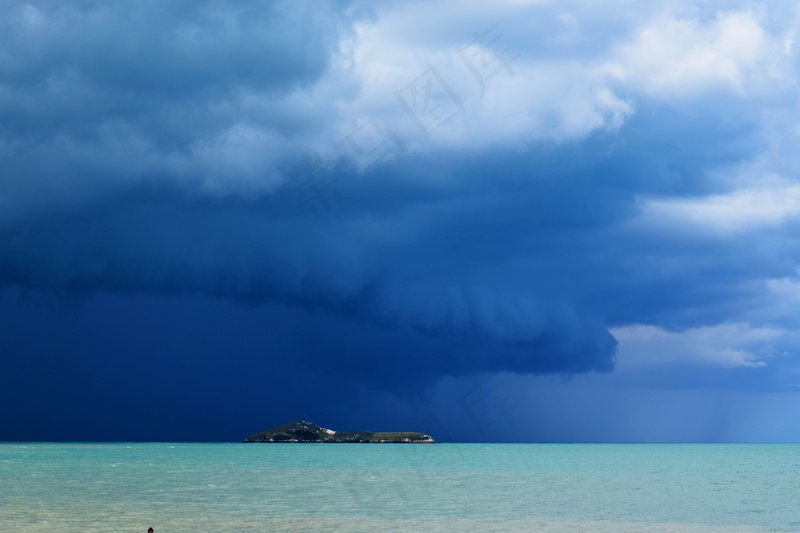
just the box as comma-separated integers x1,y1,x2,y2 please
243,420,437,443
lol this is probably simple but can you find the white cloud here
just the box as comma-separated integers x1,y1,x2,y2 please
639,180,800,234
785,31,795,54
760,277,800,325
611,322,783,368
605,10,772,96
767,277,800,301
321,1,635,160
3,0,798,215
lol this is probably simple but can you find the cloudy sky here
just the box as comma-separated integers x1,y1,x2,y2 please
3,0,800,442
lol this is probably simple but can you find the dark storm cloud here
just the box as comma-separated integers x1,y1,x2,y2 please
0,147,623,380
0,0,360,222
3,0,800,441
0,96,774,387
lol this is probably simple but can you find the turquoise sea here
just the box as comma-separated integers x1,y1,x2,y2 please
1,443,799,532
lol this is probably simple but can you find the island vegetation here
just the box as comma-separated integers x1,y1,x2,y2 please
243,420,437,443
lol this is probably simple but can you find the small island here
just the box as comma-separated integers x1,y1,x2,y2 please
243,420,437,443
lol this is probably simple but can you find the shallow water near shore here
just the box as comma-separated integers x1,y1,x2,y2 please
2,443,799,532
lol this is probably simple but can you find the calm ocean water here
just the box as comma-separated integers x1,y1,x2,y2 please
1,443,798,532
